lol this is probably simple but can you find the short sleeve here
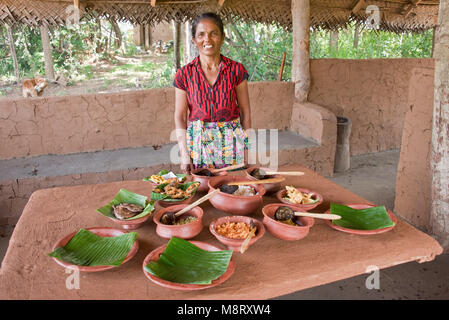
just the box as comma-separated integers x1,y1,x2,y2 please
236,63,249,86
173,68,187,91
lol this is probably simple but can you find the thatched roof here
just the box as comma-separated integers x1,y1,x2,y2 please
0,0,440,32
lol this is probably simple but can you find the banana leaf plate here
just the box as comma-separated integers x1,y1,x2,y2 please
49,227,139,272
324,203,397,235
142,239,235,291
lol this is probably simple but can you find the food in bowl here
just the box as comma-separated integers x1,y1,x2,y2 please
195,169,216,176
160,213,197,226
216,221,252,239
112,202,144,220
250,168,274,180
152,181,200,200
274,206,304,227
144,169,187,185
219,184,257,196
283,186,318,204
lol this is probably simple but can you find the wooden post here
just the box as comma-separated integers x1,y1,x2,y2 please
40,24,55,80
172,20,181,70
291,0,310,102
278,52,286,81
329,29,339,54
5,24,20,82
430,0,449,251
353,23,360,49
185,21,199,63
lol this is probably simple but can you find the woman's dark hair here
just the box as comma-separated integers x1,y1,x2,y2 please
191,12,224,38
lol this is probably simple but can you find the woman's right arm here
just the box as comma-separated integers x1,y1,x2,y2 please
174,88,192,174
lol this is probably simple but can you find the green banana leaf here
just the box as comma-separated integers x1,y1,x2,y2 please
142,169,187,183
330,203,395,230
144,237,233,284
151,181,199,202
48,229,137,266
97,188,155,220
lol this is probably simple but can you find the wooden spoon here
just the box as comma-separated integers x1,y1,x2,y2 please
294,212,341,220
227,177,285,186
211,163,246,173
262,170,305,176
161,189,220,224
240,219,256,254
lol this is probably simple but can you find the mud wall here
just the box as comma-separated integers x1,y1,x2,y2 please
0,82,293,160
309,58,434,155
0,58,435,160
394,67,434,232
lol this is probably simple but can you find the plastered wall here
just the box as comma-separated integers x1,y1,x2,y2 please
309,58,434,155
0,82,293,160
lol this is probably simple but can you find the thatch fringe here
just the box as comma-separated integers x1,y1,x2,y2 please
0,0,440,32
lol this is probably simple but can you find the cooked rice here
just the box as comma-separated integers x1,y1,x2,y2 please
233,185,257,196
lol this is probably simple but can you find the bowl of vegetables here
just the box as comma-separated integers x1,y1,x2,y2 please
262,203,314,241
153,204,204,239
276,186,323,211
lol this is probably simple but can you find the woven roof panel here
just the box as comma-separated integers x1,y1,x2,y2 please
0,0,440,32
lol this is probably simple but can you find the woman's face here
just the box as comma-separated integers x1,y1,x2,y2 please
193,19,224,57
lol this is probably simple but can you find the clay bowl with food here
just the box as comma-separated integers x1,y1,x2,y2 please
157,195,194,208
191,168,228,193
245,166,282,194
96,189,156,230
276,187,323,211
207,176,266,215
153,204,204,239
106,213,152,230
262,203,314,241
209,215,265,252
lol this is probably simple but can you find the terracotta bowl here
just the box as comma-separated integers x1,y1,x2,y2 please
106,213,152,230
207,175,266,215
153,204,204,239
209,215,265,252
142,241,236,291
157,194,194,208
51,227,139,272
191,168,228,193
245,166,282,194
324,203,398,235
262,203,314,241
276,187,323,211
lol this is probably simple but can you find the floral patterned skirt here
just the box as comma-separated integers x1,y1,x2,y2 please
186,118,249,169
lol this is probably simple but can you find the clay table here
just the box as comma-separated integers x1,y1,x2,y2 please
0,164,443,299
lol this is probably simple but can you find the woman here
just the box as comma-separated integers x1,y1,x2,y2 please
173,12,251,174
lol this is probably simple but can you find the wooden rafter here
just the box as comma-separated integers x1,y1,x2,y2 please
150,0,156,7
218,0,225,7
73,0,79,10
401,0,423,18
352,0,365,14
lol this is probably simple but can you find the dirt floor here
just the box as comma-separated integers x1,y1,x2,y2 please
0,53,172,99
1,149,448,299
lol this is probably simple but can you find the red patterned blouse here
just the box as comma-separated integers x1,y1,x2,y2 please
173,55,249,122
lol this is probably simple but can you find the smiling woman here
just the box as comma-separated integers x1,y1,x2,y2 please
173,12,252,173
